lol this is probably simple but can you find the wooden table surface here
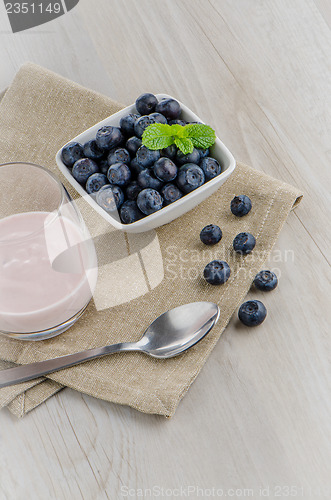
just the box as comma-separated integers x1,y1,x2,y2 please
0,1,330,499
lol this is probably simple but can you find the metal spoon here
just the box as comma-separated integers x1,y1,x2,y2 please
0,302,220,388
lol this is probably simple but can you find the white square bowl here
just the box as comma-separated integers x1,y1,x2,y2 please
55,94,236,233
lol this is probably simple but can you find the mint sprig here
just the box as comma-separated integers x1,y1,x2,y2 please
142,123,216,154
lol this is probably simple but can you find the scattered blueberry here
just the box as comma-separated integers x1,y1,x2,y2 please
99,159,110,175
176,148,201,166
238,300,267,327
253,270,278,291
177,164,205,193
161,144,177,160
96,126,124,150
134,115,155,138
149,112,167,124
153,157,177,182
199,148,210,158
137,188,163,215
108,148,130,166
230,195,252,217
86,173,108,194
136,145,161,168
203,260,231,285
137,169,163,190
72,158,99,184
135,93,158,115
96,185,124,212
120,200,143,224
168,119,186,126
61,142,84,167
107,162,131,187
161,183,183,205
120,113,140,135
126,136,142,156
233,232,256,254
83,140,105,161
155,98,181,119
126,181,143,200
200,225,222,245
200,157,221,181
130,157,146,176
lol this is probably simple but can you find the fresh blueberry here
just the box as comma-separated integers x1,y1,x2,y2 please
200,225,222,245
85,173,108,194
177,164,205,193
155,98,181,119
125,136,142,156
238,300,267,327
203,260,231,285
233,232,256,254
137,169,163,190
61,142,84,167
230,195,252,217
120,113,140,136
253,270,278,291
168,119,186,126
96,126,124,150
126,181,143,200
108,147,130,166
134,115,154,138
149,112,167,124
83,140,105,161
72,158,99,184
199,148,210,159
137,188,163,215
136,145,161,168
160,183,183,205
99,159,109,175
200,157,222,181
135,93,158,115
161,144,177,160
96,185,124,212
130,158,146,176
107,162,131,187
120,200,143,224
176,148,201,166
153,157,177,182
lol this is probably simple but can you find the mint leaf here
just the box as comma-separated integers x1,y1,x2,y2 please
142,124,174,150
174,137,194,155
184,123,216,149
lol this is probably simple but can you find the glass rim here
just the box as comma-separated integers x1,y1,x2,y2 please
0,162,66,245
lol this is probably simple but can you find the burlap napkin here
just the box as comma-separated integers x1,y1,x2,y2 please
0,63,302,418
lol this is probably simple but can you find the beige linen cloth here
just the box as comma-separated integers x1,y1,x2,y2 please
0,63,302,418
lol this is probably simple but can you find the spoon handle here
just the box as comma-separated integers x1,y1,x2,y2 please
0,342,138,388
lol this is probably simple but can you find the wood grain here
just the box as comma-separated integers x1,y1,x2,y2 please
0,1,330,499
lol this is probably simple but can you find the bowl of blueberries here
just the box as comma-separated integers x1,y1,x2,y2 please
56,93,236,233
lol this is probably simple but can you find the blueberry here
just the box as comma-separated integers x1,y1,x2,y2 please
177,164,205,193
120,200,143,224
130,158,146,176
96,185,124,212
136,145,161,168
155,98,181,120
200,157,222,181
125,136,142,156
153,157,177,182
96,126,124,150
83,140,105,161
135,93,158,115
176,148,201,166
168,119,186,126
86,173,108,194
134,115,154,138
233,232,256,254
72,158,99,184
200,225,222,245
99,159,110,175
137,188,163,215
108,147,130,166
161,144,177,160
149,112,167,124
160,183,183,205
253,270,278,291
230,195,252,217
238,300,267,327
107,162,131,187
203,260,231,285
126,181,143,200
137,169,163,190
61,142,84,167
199,148,210,159
120,113,140,135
